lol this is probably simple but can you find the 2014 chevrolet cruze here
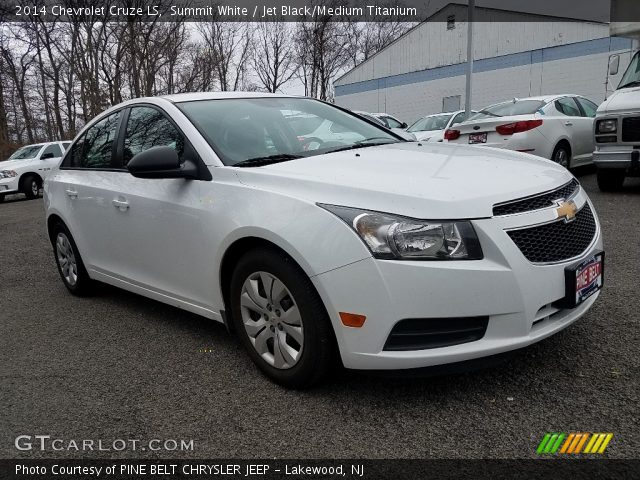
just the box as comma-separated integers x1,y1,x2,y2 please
44,93,604,388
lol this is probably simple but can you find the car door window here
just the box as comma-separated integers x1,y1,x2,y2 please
62,142,71,151
555,98,582,117
450,112,467,126
123,106,185,165
63,111,120,169
382,116,403,128
576,98,598,118
40,143,62,159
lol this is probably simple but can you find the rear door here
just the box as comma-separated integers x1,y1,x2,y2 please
101,105,213,309
574,97,598,165
554,96,592,162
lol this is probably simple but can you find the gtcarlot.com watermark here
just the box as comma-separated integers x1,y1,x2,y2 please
15,435,194,452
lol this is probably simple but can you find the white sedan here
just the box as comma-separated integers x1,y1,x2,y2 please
445,95,599,168
407,110,476,142
45,92,603,388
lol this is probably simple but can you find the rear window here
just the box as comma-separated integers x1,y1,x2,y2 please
471,100,545,120
408,114,453,132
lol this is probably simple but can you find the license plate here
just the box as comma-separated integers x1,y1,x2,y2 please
469,132,487,144
562,252,604,308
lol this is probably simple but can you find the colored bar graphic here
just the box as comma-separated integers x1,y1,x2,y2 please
538,433,613,455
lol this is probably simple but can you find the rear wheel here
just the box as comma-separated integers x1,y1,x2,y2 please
552,143,571,169
52,222,94,296
597,169,625,192
230,247,336,388
21,175,40,199
0,194,4,203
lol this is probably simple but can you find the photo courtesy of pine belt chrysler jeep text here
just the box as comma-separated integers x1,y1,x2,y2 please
44,93,604,388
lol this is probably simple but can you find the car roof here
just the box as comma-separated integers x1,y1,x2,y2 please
492,94,581,105
160,91,300,103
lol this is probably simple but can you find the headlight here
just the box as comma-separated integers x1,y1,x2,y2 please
596,119,617,134
319,204,483,260
0,170,17,179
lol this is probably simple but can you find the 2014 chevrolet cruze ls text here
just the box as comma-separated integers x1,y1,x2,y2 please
44,93,604,388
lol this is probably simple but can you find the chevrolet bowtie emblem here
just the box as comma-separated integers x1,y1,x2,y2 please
555,200,578,223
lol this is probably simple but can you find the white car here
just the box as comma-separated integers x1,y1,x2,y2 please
0,141,70,202
407,110,476,142
353,111,417,141
44,92,603,388
445,95,599,168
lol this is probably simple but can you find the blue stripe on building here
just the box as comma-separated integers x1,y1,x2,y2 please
334,37,633,97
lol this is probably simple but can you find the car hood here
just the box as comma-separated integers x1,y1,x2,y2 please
598,87,640,115
234,143,572,219
0,159,32,170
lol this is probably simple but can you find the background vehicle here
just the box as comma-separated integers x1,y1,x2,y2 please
407,110,476,142
593,50,640,191
353,111,416,140
445,95,599,168
0,141,69,202
45,93,602,389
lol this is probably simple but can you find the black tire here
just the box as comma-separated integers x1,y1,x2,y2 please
552,143,571,169
0,194,4,203
51,221,94,296
597,169,625,192
230,247,337,388
20,174,40,199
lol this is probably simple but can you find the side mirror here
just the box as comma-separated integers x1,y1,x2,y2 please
609,54,620,76
127,146,198,179
401,122,408,129
41,152,55,159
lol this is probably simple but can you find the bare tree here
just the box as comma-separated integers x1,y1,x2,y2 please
253,21,297,93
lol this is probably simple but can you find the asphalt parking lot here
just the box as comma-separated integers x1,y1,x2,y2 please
0,170,638,460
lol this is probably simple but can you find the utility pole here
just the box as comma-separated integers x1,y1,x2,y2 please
464,0,475,118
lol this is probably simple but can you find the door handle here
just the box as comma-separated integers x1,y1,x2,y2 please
565,121,573,126
112,198,129,211
65,189,78,199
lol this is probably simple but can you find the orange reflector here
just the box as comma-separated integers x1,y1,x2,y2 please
339,312,366,328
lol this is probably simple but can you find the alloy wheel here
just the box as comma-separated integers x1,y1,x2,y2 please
239,271,304,369
56,233,78,286
554,148,569,168
31,180,39,196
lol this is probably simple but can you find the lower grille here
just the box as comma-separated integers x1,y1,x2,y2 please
507,204,596,263
383,317,489,351
622,116,640,142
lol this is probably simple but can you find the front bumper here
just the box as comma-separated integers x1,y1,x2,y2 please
593,147,640,175
312,192,602,370
0,176,19,195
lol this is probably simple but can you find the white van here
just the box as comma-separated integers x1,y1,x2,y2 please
593,50,640,191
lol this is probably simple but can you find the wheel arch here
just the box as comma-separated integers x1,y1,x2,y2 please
19,171,43,189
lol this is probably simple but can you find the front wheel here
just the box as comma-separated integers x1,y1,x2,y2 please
597,169,625,192
230,247,337,388
21,175,40,199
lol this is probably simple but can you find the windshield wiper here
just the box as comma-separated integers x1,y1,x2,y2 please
233,153,303,168
323,138,399,154
618,80,640,90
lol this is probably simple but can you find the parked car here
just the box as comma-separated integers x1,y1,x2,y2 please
45,92,603,388
593,49,640,191
407,110,476,142
0,141,70,202
445,95,598,168
353,111,416,141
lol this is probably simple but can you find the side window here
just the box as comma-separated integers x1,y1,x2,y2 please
451,112,466,126
62,142,71,151
383,116,403,129
555,98,581,117
62,111,120,169
40,143,62,159
576,98,598,118
123,106,185,165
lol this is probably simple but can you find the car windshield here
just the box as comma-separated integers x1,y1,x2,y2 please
8,144,43,160
470,100,545,120
177,97,400,166
407,114,453,132
618,52,640,90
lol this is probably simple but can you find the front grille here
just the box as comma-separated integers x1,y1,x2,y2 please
622,116,640,142
383,317,489,351
493,179,579,216
507,204,596,263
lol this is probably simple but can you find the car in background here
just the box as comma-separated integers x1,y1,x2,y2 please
593,49,640,191
45,92,603,388
444,95,598,168
407,110,476,142
0,141,70,202
353,111,416,141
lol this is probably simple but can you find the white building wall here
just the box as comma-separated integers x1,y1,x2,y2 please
335,44,634,125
